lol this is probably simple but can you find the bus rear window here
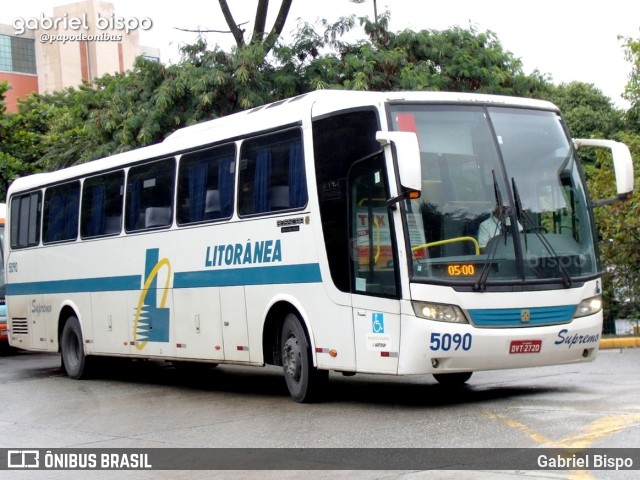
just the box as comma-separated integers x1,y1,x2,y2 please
10,192,41,249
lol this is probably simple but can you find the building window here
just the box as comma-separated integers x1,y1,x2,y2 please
0,34,36,74
0,35,11,72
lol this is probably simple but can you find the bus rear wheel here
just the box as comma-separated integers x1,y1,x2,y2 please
280,313,328,403
433,372,472,386
60,316,92,379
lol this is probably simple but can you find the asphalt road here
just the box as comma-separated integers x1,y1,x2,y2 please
1,346,639,480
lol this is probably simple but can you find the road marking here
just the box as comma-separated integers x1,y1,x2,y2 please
486,412,640,479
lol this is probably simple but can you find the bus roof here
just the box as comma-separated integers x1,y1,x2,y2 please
7,90,559,195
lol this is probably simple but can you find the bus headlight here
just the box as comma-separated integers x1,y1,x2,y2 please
574,295,602,318
412,301,469,324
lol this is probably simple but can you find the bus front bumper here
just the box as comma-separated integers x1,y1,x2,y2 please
397,312,601,375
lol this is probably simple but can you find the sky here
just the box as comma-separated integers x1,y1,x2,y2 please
3,0,640,108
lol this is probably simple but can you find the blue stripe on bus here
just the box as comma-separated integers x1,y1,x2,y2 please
467,305,576,327
5,263,322,296
5,276,141,296
174,263,322,288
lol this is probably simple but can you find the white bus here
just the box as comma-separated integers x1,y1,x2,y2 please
4,90,634,402
0,203,6,346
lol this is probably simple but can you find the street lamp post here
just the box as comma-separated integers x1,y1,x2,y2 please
348,0,378,24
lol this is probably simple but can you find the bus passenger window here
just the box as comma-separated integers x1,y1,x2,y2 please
43,181,80,244
238,129,306,216
10,192,41,249
81,171,124,238
125,158,175,232
177,144,236,225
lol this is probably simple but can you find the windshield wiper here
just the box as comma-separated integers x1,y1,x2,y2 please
511,178,572,288
474,170,507,292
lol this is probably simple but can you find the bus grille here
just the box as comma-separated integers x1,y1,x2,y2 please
10,318,29,335
467,305,576,328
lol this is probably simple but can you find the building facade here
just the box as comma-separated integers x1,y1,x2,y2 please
0,24,38,113
0,0,159,112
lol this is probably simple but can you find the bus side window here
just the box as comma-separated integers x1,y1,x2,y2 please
81,171,124,238
10,192,41,249
238,129,306,216
126,158,175,232
177,144,236,225
43,181,80,244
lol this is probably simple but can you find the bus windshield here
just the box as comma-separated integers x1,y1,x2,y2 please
390,104,597,287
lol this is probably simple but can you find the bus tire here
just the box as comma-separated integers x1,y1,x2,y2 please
60,316,91,379
280,313,328,403
433,372,472,386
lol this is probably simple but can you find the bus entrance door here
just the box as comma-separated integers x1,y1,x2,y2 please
352,296,401,374
349,157,401,374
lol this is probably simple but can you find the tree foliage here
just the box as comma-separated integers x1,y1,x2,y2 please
545,82,625,139
541,79,640,325
588,133,640,323
622,35,640,131
1,12,554,184
542,81,626,171
0,81,40,199
288,14,551,96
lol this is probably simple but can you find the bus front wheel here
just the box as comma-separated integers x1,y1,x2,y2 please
60,316,92,379
280,313,328,403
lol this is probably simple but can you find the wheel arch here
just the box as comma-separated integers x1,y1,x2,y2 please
57,303,82,353
262,298,316,367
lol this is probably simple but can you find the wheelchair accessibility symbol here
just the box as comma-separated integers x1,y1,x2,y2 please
372,313,385,333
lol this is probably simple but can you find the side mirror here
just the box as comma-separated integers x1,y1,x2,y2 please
376,131,421,205
573,138,634,205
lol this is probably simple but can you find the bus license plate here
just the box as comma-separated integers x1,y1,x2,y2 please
509,340,542,354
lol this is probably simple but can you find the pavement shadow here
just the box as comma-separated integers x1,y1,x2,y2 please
83,357,567,407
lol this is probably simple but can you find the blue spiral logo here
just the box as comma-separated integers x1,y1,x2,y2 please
133,249,171,349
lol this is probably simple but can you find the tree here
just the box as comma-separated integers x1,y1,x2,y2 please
588,34,640,327
0,81,41,199
16,57,200,170
542,82,626,173
587,133,640,325
545,82,625,140
212,0,293,57
622,35,640,131
287,14,552,97
3,12,557,176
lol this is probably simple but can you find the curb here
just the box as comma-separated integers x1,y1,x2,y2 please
600,337,640,349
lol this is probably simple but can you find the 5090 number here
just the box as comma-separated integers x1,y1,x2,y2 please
430,332,473,351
